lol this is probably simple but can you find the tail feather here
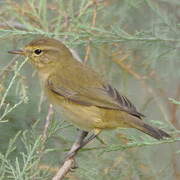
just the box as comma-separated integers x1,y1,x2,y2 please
138,123,171,140
129,117,171,140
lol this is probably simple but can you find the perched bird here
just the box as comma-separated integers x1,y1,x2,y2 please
8,38,170,151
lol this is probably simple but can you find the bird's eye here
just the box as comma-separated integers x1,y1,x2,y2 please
34,49,42,55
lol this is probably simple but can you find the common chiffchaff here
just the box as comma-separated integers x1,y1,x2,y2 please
9,38,170,141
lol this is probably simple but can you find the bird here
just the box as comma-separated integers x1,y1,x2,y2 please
8,37,170,154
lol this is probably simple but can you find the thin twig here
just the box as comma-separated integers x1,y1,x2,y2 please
42,104,54,143
112,54,146,80
0,21,28,31
38,90,45,113
52,131,88,180
170,84,180,127
0,55,17,80
37,104,54,157
52,158,75,180
83,0,98,64
0,58,28,110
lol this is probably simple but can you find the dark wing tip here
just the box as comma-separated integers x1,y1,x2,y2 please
105,84,144,119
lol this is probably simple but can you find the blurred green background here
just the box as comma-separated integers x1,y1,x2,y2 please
0,0,180,179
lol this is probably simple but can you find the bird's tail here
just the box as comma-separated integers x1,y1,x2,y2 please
136,122,170,140
129,117,170,140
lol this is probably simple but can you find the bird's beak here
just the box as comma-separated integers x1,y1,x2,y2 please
8,49,25,55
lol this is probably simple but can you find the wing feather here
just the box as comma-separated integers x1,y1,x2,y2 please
47,75,144,119
103,84,144,118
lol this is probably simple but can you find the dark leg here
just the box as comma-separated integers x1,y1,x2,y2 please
66,129,101,159
80,133,98,147
65,130,88,159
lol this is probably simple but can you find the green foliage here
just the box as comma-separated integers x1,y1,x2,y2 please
0,0,179,179
169,98,180,105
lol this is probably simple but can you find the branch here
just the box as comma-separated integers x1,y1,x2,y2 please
52,158,75,180
52,131,88,180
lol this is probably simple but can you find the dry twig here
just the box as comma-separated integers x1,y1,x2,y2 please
83,0,98,64
52,131,88,180
42,104,54,142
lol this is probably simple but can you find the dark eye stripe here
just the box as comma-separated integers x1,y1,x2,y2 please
34,49,42,55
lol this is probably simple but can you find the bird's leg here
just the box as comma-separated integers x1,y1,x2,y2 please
79,133,98,147
66,129,101,159
65,130,88,160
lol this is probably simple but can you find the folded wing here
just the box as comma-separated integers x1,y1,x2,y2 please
47,74,144,119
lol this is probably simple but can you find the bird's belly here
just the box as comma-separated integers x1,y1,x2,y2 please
46,90,130,131
56,102,130,131
58,102,103,131
47,91,101,131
